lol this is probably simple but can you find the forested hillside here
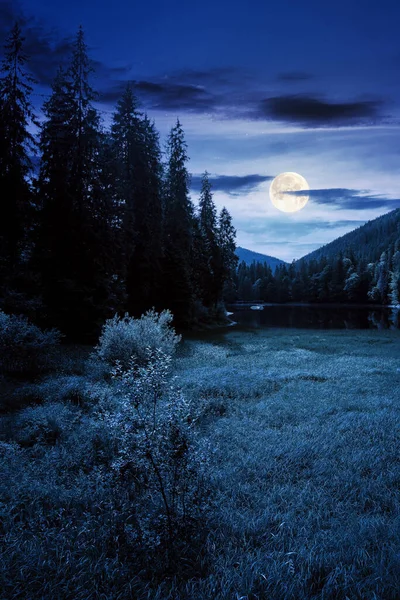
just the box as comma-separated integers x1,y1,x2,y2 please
234,210,400,305
299,209,400,265
0,25,238,340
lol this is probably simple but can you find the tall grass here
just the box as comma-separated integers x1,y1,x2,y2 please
1,325,400,598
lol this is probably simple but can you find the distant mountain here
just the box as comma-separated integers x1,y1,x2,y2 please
236,246,287,270
298,209,400,265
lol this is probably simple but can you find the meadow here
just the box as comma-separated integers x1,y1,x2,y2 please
1,317,400,599
171,327,400,599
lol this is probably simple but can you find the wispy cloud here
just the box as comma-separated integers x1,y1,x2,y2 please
0,2,132,90
190,173,273,195
0,7,391,132
100,78,217,111
287,188,400,210
0,1,74,85
235,217,366,237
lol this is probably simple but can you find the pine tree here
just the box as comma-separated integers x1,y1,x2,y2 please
389,248,400,306
111,86,164,316
196,171,219,308
35,28,115,339
162,119,194,326
67,26,100,212
368,252,389,304
0,22,38,294
127,114,164,315
111,83,142,285
216,206,238,302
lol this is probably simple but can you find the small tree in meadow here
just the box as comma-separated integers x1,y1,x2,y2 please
93,309,181,372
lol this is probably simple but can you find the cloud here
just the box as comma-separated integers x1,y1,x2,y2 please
0,1,131,91
104,79,217,111
286,188,400,210
0,2,393,135
236,217,366,238
190,173,273,195
98,66,254,110
0,1,74,85
256,95,383,126
0,7,232,113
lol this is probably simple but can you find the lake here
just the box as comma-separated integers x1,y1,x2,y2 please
227,304,400,330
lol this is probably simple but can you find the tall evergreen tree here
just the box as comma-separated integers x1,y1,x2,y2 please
111,87,164,315
110,83,142,287
389,247,400,306
216,206,238,302
67,26,100,213
0,23,38,296
162,119,194,325
35,28,115,339
368,251,389,304
196,171,219,307
127,114,164,315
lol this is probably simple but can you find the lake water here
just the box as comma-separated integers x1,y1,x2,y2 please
226,304,400,330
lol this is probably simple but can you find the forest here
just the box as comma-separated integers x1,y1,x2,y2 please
2,22,400,341
1,21,400,600
234,210,400,305
0,24,238,342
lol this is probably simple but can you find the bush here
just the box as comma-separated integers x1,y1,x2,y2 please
93,309,181,372
31,374,90,407
106,348,209,572
13,402,79,447
0,310,62,377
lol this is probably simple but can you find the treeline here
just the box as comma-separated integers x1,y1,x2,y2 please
0,24,237,340
235,245,400,305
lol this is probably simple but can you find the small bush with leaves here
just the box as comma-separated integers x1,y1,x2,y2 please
104,347,209,571
93,309,181,372
0,310,62,376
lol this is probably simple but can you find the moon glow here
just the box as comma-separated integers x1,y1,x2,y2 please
269,172,309,213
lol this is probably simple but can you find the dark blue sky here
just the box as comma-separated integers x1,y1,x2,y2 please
2,0,400,260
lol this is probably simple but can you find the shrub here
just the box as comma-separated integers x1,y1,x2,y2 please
0,310,62,377
32,374,90,406
93,309,181,372
13,402,79,447
106,348,209,571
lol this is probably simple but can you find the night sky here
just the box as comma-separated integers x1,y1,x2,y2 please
2,0,400,261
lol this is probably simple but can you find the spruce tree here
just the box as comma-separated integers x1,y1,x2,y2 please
111,83,142,287
163,119,194,326
111,88,164,316
35,28,115,339
368,252,389,304
389,247,400,306
129,114,164,315
216,206,238,303
196,171,219,308
0,23,38,298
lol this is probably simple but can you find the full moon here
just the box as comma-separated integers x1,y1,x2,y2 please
269,172,309,213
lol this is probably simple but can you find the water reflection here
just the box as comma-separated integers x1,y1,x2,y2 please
228,304,400,330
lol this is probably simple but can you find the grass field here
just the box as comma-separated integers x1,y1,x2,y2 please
168,328,400,599
1,326,400,599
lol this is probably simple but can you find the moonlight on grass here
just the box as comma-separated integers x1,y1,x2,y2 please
270,172,309,213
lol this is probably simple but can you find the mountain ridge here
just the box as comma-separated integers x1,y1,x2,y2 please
297,208,400,265
235,247,287,270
